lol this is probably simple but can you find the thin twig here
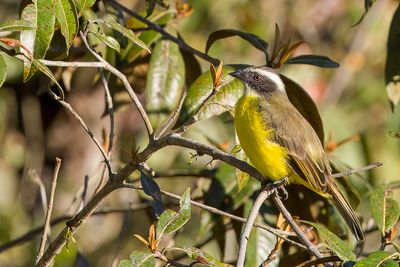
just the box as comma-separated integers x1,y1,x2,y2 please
100,70,115,156
122,183,304,248
46,88,113,175
0,203,151,254
156,90,187,139
332,161,382,178
154,168,216,179
36,158,62,264
104,0,219,66
236,183,281,267
28,169,47,215
79,31,154,140
296,256,341,267
272,196,329,266
79,175,89,211
40,59,105,68
155,251,192,267
176,82,220,132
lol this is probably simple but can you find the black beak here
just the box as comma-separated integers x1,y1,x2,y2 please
229,69,243,80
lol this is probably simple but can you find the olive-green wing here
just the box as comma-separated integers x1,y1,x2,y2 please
260,98,331,192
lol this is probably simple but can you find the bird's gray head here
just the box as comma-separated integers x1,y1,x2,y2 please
229,66,286,96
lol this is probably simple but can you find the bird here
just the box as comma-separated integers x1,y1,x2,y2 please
230,66,364,241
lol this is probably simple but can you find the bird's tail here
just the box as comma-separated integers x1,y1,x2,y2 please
328,182,364,241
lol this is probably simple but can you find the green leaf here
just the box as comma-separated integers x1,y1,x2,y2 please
205,29,268,57
89,31,120,52
0,19,34,32
121,10,175,62
145,0,157,17
104,15,151,54
385,3,400,110
156,188,191,239
83,9,107,58
118,259,131,267
354,251,399,267
54,240,78,267
353,0,377,26
302,221,356,261
55,0,78,49
74,0,96,15
285,55,339,68
20,1,56,81
370,185,400,235
32,58,64,99
129,251,156,267
172,247,233,267
281,74,324,143
0,53,7,87
146,40,185,129
173,65,246,129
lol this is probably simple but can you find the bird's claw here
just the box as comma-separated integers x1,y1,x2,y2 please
262,177,289,199
275,185,288,200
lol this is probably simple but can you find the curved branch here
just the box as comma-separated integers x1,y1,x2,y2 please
79,31,154,140
46,89,113,175
104,0,219,66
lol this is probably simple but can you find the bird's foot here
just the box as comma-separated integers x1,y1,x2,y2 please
261,177,289,200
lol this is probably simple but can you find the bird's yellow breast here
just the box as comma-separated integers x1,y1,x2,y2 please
234,96,291,181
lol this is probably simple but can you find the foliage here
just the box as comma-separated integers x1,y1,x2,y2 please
0,0,399,267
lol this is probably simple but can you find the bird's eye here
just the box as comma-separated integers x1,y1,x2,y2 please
253,74,261,81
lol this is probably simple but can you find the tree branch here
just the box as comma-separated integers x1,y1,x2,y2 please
46,88,113,175
40,59,104,68
272,196,329,266
122,183,301,245
36,158,62,263
296,256,341,267
332,161,382,178
104,0,219,66
35,132,374,266
79,31,154,140
236,184,279,267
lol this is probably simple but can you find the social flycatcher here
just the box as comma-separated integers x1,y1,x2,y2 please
230,66,364,241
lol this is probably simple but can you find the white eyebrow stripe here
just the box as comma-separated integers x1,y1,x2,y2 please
253,68,285,92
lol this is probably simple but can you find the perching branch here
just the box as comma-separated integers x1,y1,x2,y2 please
36,158,62,264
